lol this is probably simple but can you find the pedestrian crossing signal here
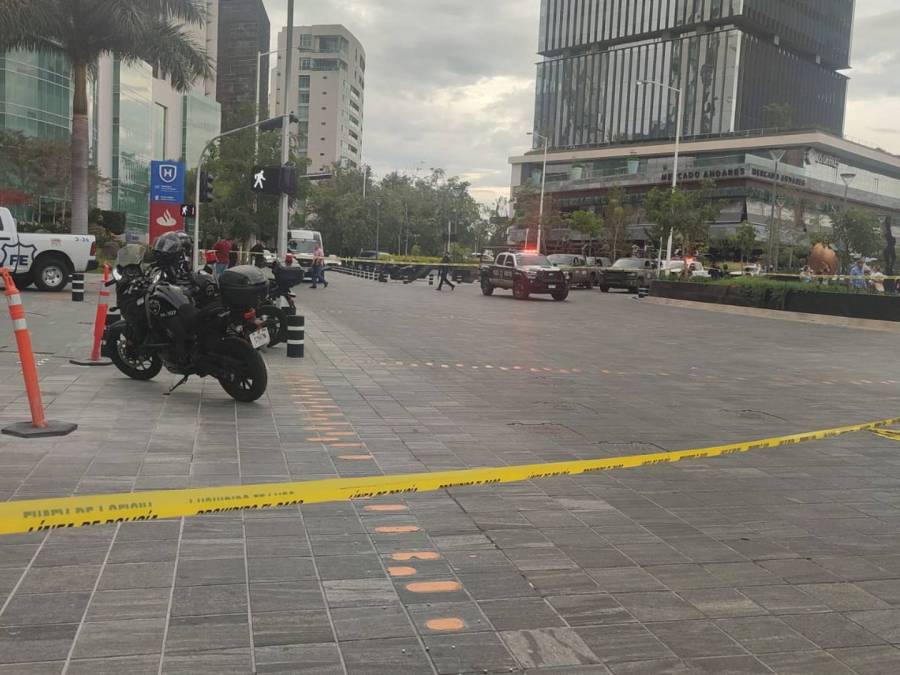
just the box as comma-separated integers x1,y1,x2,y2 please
180,204,196,218
251,166,282,195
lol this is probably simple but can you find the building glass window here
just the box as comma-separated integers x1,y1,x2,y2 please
299,75,310,89
318,36,341,53
299,92,310,104
299,33,314,51
153,103,167,159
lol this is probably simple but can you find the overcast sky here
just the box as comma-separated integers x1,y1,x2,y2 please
261,0,900,203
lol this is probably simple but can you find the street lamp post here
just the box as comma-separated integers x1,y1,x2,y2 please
276,0,295,260
767,149,786,271
841,172,856,210
254,49,279,158
526,131,549,254
637,79,683,269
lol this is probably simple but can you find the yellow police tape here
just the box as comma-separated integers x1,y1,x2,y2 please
871,428,900,441
3,416,899,536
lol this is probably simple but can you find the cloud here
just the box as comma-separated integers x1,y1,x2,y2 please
262,0,900,202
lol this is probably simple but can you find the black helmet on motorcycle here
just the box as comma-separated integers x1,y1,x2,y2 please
152,232,185,265
175,231,193,257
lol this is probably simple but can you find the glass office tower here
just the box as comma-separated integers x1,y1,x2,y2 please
533,0,854,149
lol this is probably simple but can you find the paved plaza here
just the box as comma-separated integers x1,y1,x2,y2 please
1,275,900,673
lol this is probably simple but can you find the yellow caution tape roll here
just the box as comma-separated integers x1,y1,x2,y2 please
2,416,899,536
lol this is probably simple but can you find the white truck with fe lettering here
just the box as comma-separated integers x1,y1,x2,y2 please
0,207,98,292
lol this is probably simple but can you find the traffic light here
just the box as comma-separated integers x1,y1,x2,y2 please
199,171,215,203
251,166,282,195
280,165,297,196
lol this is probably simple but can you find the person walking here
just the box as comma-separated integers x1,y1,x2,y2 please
311,244,328,289
437,252,455,291
213,237,232,279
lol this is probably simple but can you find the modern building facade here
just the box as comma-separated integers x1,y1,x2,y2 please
533,0,854,150
216,0,270,131
271,24,366,172
509,130,900,254
0,3,221,242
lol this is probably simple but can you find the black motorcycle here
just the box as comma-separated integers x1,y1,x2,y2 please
103,237,269,403
257,259,306,347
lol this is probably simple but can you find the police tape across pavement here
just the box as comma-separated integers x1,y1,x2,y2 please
3,415,900,536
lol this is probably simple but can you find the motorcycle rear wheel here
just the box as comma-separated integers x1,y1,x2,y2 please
216,337,268,402
259,302,288,347
109,326,163,381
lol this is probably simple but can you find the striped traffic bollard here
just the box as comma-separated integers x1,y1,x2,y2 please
0,269,77,438
287,314,305,358
71,264,113,366
428,273,434,287
71,272,85,301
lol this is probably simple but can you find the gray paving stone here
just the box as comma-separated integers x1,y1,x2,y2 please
249,580,325,612
252,610,334,646
247,556,317,582
339,637,433,675
0,591,90,626
67,655,159,675
171,583,248,617
164,614,251,654
71,618,166,659
0,624,78,664
17,565,100,594
476,598,565,631
678,588,767,618
424,631,519,674
86,588,171,621
645,620,745,658
830,645,900,674
546,592,635,627
781,611,886,648
331,604,414,641
715,615,819,653
323,578,396,608
607,658,690,674
575,623,676,664
160,648,252,675
684,655,771,674
758,650,856,674
254,643,343,674
98,561,175,590
612,591,704,622
501,628,599,668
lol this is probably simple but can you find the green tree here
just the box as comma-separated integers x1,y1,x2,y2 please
832,208,881,272
2,0,212,235
510,184,564,252
644,181,720,256
602,188,628,260
735,221,757,263
569,210,604,257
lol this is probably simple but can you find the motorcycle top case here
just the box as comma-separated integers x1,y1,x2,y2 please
219,265,269,311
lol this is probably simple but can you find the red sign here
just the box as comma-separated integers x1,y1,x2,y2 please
149,201,184,244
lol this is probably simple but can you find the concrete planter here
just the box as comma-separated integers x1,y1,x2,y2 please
650,280,900,322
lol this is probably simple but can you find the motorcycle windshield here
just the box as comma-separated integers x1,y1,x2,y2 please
116,244,148,267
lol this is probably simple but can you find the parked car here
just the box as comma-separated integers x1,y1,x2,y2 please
599,257,655,293
585,256,611,269
0,207,97,291
661,260,710,278
547,254,599,289
732,264,763,277
480,252,568,301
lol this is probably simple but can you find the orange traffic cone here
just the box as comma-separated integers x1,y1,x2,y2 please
1,269,77,438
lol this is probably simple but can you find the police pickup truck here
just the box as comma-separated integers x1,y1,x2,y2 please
548,254,601,289
0,207,97,291
480,251,568,301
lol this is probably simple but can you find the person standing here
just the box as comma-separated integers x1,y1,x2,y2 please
437,252,455,291
213,237,232,279
850,258,868,291
250,239,266,268
311,244,328,289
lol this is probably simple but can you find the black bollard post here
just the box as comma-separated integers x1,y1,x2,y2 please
287,314,305,358
71,273,84,302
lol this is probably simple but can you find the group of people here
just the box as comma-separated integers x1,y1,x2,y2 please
799,259,888,293
206,237,329,289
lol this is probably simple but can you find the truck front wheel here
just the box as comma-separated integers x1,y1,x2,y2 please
513,277,530,300
32,256,71,292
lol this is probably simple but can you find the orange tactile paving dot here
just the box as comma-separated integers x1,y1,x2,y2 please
375,525,420,534
426,618,466,632
364,505,408,512
338,454,373,460
387,566,417,577
330,443,365,449
406,581,461,593
306,437,342,443
391,552,441,561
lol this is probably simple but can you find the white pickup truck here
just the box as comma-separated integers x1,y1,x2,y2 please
0,207,97,291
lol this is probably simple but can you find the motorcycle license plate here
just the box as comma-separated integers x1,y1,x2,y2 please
250,327,270,349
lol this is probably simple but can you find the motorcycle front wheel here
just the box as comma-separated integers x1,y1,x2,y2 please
216,337,268,402
108,325,163,381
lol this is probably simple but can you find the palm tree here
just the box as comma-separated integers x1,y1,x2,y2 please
0,0,212,235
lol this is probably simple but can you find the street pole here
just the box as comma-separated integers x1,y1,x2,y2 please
277,0,295,260
254,49,277,160
767,149,786,271
375,200,380,254
537,135,548,254
193,117,280,269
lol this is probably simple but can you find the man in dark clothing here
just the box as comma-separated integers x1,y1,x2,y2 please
250,240,266,268
437,252,455,291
